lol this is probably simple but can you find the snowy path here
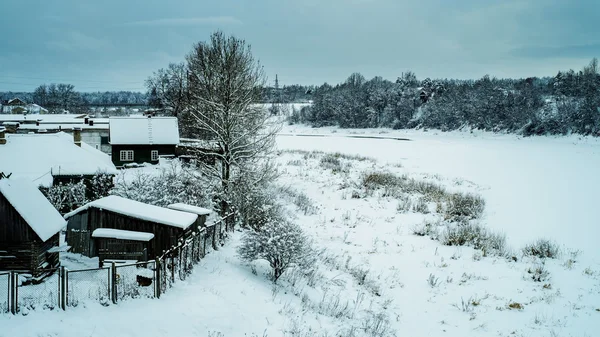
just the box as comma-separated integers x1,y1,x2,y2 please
277,127,600,264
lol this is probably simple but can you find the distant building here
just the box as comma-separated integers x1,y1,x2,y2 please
0,178,66,281
0,113,111,154
0,130,117,188
109,116,180,167
1,98,27,114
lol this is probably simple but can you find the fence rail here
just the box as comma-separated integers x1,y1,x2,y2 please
0,213,234,315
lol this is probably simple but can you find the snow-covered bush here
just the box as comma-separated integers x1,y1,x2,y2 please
238,220,313,282
440,222,507,257
522,239,560,259
39,180,88,213
89,171,113,200
111,160,211,208
444,192,486,221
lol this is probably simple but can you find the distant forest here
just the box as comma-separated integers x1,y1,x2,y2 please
2,58,599,135
290,58,600,136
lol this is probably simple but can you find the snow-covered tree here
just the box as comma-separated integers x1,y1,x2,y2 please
185,31,280,218
238,220,312,282
40,180,88,213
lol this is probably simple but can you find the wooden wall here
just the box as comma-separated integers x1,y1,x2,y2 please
67,207,188,259
0,193,60,276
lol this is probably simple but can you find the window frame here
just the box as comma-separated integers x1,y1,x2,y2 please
120,150,134,162
151,150,159,161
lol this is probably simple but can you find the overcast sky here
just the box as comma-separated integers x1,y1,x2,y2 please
1,0,599,92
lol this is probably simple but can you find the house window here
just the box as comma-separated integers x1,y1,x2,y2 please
151,150,159,161
120,150,134,162
101,136,109,145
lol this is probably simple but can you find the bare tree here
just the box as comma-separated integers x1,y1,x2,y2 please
145,62,188,117
185,31,280,218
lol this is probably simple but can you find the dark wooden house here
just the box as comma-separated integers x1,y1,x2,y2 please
65,196,198,259
109,116,180,167
0,178,66,280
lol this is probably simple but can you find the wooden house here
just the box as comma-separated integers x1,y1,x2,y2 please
1,98,27,114
109,116,180,167
0,130,117,189
0,178,66,280
64,196,198,259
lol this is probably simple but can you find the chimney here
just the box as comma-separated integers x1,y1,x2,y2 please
73,127,82,147
89,120,94,126
0,127,6,145
84,117,89,124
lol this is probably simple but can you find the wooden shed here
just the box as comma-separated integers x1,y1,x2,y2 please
0,178,66,280
91,228,154,267
64,196,198,259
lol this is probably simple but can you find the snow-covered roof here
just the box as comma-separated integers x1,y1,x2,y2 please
0,132,117,187
65,196,198,229
0,178,66,242
109,117,180,145
92,228,155,242
0,114,89,123
167,203,212,216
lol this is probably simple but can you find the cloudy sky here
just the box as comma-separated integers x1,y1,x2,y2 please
1,0,599,92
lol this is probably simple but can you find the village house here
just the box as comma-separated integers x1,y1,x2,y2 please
0,98,27,114
109,116,180,167
1,113,111,154
64,196,200,263
0,128,117,188
0,177,66,281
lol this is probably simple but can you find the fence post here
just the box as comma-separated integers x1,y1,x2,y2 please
170,253,175,284
212,223,218,251
9,271,15,314
60,266,67,310
155,258,161,299
111,262,117,304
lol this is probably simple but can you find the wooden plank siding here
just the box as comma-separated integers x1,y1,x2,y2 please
0,193,60,277
66,207,198,260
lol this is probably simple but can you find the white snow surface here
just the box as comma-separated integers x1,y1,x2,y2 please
64,195,198,229
2,126,600,337
109,117,179,145
278,125,600,263
167,203,212,216
0,178,66,241
92,228,154,242
0,132,117,186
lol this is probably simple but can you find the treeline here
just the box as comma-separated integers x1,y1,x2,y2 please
1,85,148,113
292,59,600,136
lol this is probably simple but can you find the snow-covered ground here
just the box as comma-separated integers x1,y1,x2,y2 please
278,125,600,265
1,126,599,337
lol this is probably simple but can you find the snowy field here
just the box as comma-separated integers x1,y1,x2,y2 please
278,125,600,264
1,126,599,337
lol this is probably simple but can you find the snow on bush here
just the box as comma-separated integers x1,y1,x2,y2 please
444,192,486,221
111,160,211,208
39,180,88,213
522,239,561,259
440,222,508,257
238,220,313,282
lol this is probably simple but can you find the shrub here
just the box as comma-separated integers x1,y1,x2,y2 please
522,239,560,259
238,220,313,282
320,154,343,172
413,198,430,214
440,223,507,257
445,193,485,221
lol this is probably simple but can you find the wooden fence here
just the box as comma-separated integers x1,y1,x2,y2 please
0,213,234,314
